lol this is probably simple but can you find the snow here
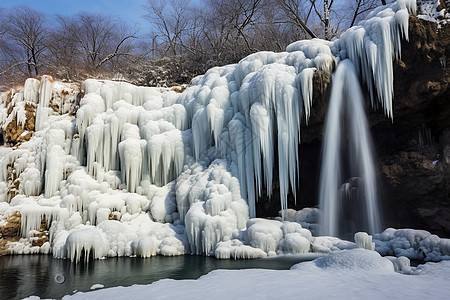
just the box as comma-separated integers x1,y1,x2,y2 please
417,0,450,27
373,228,450,261
292,248,394,271
60,249,450,300
90,284,104,290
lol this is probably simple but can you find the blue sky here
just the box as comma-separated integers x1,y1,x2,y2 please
0,0,149,29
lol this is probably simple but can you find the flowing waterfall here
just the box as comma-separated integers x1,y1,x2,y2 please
319,60,381,239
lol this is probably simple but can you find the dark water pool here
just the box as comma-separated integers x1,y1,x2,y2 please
0,253,324,299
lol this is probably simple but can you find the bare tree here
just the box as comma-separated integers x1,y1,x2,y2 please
3,6,49,76
57,13,137,75
0,8,6,38
349,0,379,27
0,7,140,86
47,21,83,81
307,0,335,40
254,2,298,51
0,9,8,59
0,0,389,89
145,0,192,57
327,0,382,30
231,0,263,52
198,0,265,62
276,0,317,38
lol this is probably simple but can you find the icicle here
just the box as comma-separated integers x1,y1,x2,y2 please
23,78,40,103
35,75,53,131
298,68,314,124
192,107,211,161
228,115,247,202
244,126,255,218
332,0,414,119
65,228,108,263
118,124,145,192
250,103,273,200
44,145,65,198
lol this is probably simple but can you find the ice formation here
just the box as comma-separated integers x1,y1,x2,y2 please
386,256,412,274
354,232,375,251
373,228,450,261
2,0,446,262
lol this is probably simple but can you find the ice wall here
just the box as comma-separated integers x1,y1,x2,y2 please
179,46,334,219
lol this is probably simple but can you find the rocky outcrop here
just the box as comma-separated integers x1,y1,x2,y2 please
378,130,450,237
0,212,50,255
373,14,450,237
0,76,80,146
0,212,21,255
3,102,36,145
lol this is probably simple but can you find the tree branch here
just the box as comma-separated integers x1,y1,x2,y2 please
96,35,136,67
0,61,31,75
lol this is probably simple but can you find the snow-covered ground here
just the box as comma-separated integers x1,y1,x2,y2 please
51,249,448,299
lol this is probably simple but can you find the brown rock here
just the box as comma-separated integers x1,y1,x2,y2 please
3,102,36,145
0,211,21,255
0,211,21,237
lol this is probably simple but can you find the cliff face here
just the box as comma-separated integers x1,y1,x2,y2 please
257,15,450,237
374,14,450,237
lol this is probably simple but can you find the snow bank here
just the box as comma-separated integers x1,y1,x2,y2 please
292,248,395,272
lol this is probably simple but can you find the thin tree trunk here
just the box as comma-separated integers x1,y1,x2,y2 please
324,0,330,40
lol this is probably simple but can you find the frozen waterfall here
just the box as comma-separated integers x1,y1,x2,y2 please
319,60,381,239
0,0,422,260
